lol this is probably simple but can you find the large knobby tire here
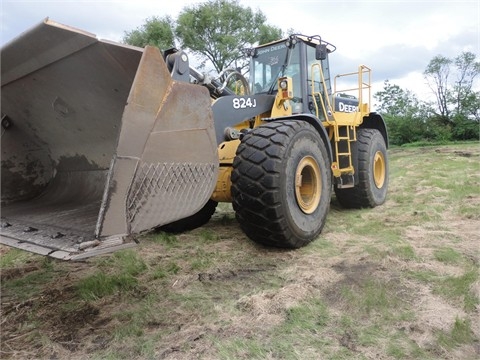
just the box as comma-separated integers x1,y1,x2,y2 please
231,120,332,248
334,128,388,208
159,199,218,233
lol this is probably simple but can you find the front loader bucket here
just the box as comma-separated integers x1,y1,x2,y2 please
1,19,218,259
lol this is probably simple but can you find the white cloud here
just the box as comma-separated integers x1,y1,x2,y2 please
1,0,479,99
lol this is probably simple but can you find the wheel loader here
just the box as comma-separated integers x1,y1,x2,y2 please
0,19,389,260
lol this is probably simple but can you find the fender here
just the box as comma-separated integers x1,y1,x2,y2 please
361,112,389,148
264,114,333,163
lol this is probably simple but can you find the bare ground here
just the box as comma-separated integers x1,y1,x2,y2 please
1,144,479,359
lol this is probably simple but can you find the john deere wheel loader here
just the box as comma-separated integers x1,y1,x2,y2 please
1,19,388,259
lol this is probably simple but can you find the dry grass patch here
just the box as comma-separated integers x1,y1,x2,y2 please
1,144,479,359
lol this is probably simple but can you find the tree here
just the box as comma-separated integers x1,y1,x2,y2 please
424,52,480,121
453,52,480,120
374,80,434,145
258,23,284,47
122,1,282,73
175,0,282,73
424,55,452,122
123,16,175,50
422,52,480,141
374,80,421,117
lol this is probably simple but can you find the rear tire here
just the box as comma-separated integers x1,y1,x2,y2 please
334,128,388,208
159,199,218,233
231,120,331,248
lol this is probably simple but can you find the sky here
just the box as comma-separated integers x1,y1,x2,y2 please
1,0,479,101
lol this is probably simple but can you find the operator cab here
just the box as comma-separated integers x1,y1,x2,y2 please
248,35,335,119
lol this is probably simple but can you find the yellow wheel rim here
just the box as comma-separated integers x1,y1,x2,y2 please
295,156,322,214
373,151,386,188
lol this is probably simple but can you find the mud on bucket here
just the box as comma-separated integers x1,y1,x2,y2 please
1,19,218,259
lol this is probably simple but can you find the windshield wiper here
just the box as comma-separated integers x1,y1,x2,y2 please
266,48,292,95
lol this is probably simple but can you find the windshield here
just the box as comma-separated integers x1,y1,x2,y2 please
250,42,299,94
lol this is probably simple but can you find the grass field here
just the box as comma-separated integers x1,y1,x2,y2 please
1,143,479,359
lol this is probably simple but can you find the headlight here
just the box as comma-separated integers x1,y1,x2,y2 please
280,80,288,89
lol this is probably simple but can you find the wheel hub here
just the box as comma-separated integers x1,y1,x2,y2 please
373,150,386,188
295,156,321,214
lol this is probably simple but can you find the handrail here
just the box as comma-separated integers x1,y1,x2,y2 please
310,63,334,124
333,65,371,116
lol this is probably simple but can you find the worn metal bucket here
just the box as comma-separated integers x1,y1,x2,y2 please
1,19,218,259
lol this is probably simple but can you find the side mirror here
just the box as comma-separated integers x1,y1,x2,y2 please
316,44,328,60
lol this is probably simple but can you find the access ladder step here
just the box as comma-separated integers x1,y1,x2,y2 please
335,173,355,189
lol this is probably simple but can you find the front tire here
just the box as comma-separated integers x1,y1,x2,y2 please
231,120,332,248
159,199,218,233
334,128,388,208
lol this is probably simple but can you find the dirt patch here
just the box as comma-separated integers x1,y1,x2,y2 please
0,265,41,282
198,266,276,282
1,266,113,358
237,282,313,319
434,147,480,157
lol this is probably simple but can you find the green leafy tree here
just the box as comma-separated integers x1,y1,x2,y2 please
374,80,421,117
123,16,175,50
374,80,436,145
257,23,284,47
122,1,282,73
175,0,282,72
378,51,480,143
452,113,479,140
